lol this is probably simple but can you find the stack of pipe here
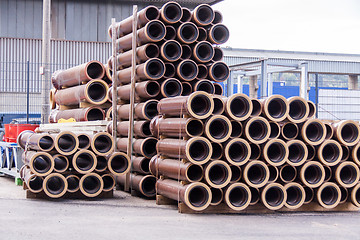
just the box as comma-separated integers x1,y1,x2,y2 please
148,92,360,212
17,130,130,198
49,60,113,122
106,1,230,196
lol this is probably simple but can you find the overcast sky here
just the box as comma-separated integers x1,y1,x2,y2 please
212,0,360,54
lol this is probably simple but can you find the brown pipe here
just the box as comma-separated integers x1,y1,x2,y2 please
79,173,104,198
176,59,198,81
279,165,297,183
261,95,289,122
22,151,54,176
225,183,251,211
117,137,158,158
197,64,208,79
212,95,225,115
192,41,214,63
116,58,165,84
286,140,308,166
261,183,287,210
351,183,360,207
303,185,314,204
90,132,114,156
204,160,231,189
323,165,332,182
105,64,113,82
112,80,161,102
223,93,253,121
109,6,160,38
324,122,334,139
191,4,214,26
117,174,157,198
300,161,325,188
159,78,183,98
332,120,360,146
110,120,152,138
51,131,79,156
243,116,271,144
300,119,326,146
17,131,54,152
204,115,232,143
115,20,166,52
181,44,192,60
52,154,69,173
66,175,80,193
306,144,316,160
149,156,203,182
269,121,280,139
105,107,112,120
102,174,116,192
72,149,97,174
43,173,68,198
49,88,56,109
181,82,192,96
352,143,360,165
213,47,223,62
160,1,183,24
224,138,251,166
118,99,158,120
132,156,151,175
317,139,342,166
267,164,279,183
339,186,348,204
287,96,309,123
230,120,242,138
262,139,288,166
213,82,223,95
77,133,90,150
317,182,341,209
49,107,105,123
335,161,360,188
211,142,223,160
107,152,131,176
341,145,350,161
164,62,176,78
160,40,182,62
230,165,242,183
150,116,204,138
157,91,214,119
249,143,261,160
212,10,223,24
156,137,212,165
176,22,199,44
165,25,176,40
51,61,105,89
20,166,43,193
284,183,305,209
250,98,262,117
181,7,192,22
243,160,270,188
307,100,316,118
95,156,108,172
249,187,260,205
207,61,229,82
197,27,207,41
280,122,299,141
207,24,230,45
156,179,212,211
210,188,223,206
191,79,215,94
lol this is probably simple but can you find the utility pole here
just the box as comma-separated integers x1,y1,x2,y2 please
41,0,51,123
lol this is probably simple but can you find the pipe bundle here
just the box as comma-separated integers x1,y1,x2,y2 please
18,130,129,198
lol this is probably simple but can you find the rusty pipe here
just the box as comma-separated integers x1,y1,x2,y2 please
213,47,224,62
156,179,212,211
164,62,176,78
279,165,297,183
22,151,54,176
211,142,223,160
300,119,326,146
210,188,223,206
181,82,192,96
286,140,308,166
192,41,214,63
351,183,360,207
249,143,261,160
243,160,270,188
197,64,208,79
300,161,325,188
176,59,198,81
109,6,160,38
17,131,54,152
207,61,229,82
303,186,314,204
79,173,104,198
149,156,203,182
95,156,108,172
249,187,260,205
306,144,316,160
225,183,251,211
77,133,90,150
332,120,360,146
116,58,165,84
262,139,288,166
156,137,212,165
89,132,114,156
20,166,43,193
118,174,157,198
102,174,115,192
204,115,232,143
115,20,166,52
191,4,214,26
287,96,309,123
317,182,341,209
66,175,80,193
49,107,105,123
43,173,68,198
132,156,151,175
157,91,214,119
160,1,183,24
176,22,199,44
197,27,207,41
307,100,316,118
223,93,253,121
261,183,287,210
324,122,334,140
267,164,279,183
243,116,271,144
159,78,183,98
230,120,242,138
212,10,223,24
107,152,131,176
335,161,360,188
72,149,97,174
213,82,223,95
250,98,262,117
224,138,251,166
181,7,192,22
230,165,242,183
204,160,231,189
191,79,214,94
150,115,204,138
207,24,230,45
110,80,160,102
261,95,289,122
280,122,299,141
317,139,342,166
212,95,225,115
52,154,69,173
117,137,158,158
181,44,192,60
51,61,105,89
118,99,158,120
269,121,280,139
160,40,182,62
284,183,305,209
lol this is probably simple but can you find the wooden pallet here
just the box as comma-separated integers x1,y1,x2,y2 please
25,189,113,200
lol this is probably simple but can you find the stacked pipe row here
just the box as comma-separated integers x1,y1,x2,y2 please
147,91,360,212
49,60,114,122
17,130,130,198
106,1,230,195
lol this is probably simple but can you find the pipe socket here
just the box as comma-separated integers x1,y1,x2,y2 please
317,182,341,209
244,116,271,144
43,173,68,198
20,166,43,193
90,132,114,156
72,149,97,174
17,131,54,152
287,96,309,123
332,120,360,146
225,183,251,211
286,140,308,166
176,59,198,81
284,183,305,209
204,160,231,188
66,175,80,193
335,161,360,188
279,165,297,183
204,115,232,143
79,173,104,198
177,22,199,44
160,1,183,24
117,137,158,158
191,4,214,26
300,119,326,146
207,24,229,45
261,183,287,210
102,174,116,192
223,93,253,121
261,95,289,122
52,154,69,173
243,160,270,188
150,116,204,138
208,61,230,82
118,174,157,198
22,151,54,177
317,139,342,166
224,138,251,166
280,122,299,141
191,79,214,94
107,152,131,176
192,41,214,63
77,133,91,150
300,161,325,188
262,139,288,166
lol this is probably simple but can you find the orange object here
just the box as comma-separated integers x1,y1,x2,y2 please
4,124,39,143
